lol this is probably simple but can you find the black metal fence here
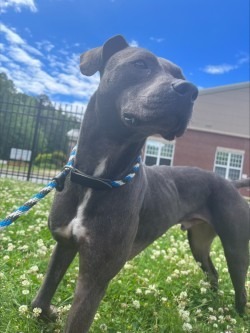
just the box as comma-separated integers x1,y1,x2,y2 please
0,95,85,184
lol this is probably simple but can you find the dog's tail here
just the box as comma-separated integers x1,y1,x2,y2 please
231,178,250,189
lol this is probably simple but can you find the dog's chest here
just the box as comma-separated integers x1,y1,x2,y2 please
54,158,108,242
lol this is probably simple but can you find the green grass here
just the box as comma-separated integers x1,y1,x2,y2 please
0,178,249,333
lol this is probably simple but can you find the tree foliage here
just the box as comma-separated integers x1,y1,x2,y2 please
0,73,81,161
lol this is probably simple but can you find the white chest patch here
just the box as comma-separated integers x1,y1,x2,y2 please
55,158,107,241
72,189,92,241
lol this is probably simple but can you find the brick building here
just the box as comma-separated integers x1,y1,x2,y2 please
144,82,250,197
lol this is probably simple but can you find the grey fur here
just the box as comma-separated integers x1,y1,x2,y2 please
32,35,249,333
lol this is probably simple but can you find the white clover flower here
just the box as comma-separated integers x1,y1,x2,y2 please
19,305,28,314
37,239,44,246
200,287,207,294
18,244,29,251
179,291,188,299
218,315,225,323
99,323,107,331
22,289,30,295
120,303,128,308
136,288,142,294
94,312,100,320
16,230,25,236
7,243,15,251
166,276,172,283
161,297,168,303
179,309,190,322
182,322,193,332
29,265,39,273
36,273,44,280
3,255,10,260
132,300,140,309
32,307,42,318
208,315,217,322
21,280,30,286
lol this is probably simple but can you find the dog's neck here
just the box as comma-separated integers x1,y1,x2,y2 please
74,97,145,180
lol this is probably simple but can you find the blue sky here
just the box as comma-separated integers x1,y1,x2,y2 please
0,0,249,106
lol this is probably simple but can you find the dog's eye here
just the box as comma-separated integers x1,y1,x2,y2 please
133,60,148,69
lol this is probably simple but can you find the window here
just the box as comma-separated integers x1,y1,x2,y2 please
214,148,244,180
144,139,175,166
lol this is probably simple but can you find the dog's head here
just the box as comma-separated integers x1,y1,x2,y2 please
80,35,198,141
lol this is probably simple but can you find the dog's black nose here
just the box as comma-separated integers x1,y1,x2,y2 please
172,80,198,102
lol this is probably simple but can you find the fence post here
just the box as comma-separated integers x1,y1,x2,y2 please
26,98,43,181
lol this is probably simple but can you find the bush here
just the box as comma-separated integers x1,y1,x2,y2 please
34,151,66,168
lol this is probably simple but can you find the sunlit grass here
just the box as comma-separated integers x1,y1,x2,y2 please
0,178,249,333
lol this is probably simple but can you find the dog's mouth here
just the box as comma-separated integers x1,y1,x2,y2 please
122,111,191,140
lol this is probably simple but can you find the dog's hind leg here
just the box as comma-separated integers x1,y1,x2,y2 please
218,229,249,314
187,222,218,289
32,242,77,319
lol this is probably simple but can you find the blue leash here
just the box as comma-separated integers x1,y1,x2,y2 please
0,146,77,230
0,146,141,230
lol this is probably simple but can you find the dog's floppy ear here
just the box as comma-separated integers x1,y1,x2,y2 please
80,35,129,76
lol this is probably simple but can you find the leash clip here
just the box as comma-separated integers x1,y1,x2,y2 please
52,168,72,192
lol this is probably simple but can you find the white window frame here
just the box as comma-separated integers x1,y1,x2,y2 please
213,147,244,180
143,137,175,166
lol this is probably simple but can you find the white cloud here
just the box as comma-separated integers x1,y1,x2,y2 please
202,64,237,75
0,0,37,13
36,40,55,53
0,24,25,44
202,53,249,75
129,40,139,47
8,46,42,67
237,54,249,65
0,24,99,101
150,37,165,43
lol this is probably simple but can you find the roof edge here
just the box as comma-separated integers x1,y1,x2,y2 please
198,82,250,95
188,127,250,139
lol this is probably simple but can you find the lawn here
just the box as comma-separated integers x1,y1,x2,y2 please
0,178,249,333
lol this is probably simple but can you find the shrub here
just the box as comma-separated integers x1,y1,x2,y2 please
34,151,66,168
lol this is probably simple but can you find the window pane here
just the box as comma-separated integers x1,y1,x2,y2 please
146,144,159,156
229,153,242,168
159,158,171,166
228,169,240,180
214,166,226,178
145,156,157,166
215,151,229,166
160,144,174,158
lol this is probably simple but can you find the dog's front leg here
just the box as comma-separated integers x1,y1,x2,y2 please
64,242,128,333
32,242,77,319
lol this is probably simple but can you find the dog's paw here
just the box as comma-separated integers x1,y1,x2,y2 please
31,303,58,322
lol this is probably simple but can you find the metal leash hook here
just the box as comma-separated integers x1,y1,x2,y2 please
0,146,77,230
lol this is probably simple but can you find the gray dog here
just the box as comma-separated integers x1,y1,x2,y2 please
32,35,249,333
